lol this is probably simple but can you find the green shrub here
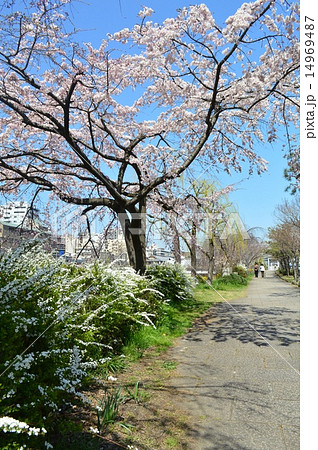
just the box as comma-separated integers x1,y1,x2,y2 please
73,262,163,353
0,245,85,448
145,264,194,306
0,244,163,448
212,273,248,289
232,265,248,278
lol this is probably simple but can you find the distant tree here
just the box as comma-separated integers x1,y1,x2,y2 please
217,220,249,273
240,228,266,269
154,178,232,280
192,182,231,282
268,197,300,281
0,0,299,273
274,196,300,229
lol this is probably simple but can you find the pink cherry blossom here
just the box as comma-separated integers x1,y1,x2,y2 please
0,0,299,272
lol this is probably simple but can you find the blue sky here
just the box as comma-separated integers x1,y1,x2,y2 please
70,0,250,41
69,0,296,235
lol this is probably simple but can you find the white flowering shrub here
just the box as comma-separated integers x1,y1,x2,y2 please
74,262,163,355
0,416,46,436
0,244,162,448
145,263,195,306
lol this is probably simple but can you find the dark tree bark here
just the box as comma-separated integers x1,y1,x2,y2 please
171,215,182,264
190,222,197,278
207,237,216,283
117,200,147,274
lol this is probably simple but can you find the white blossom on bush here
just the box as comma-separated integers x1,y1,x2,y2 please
0,416,46,436
0,244,163,445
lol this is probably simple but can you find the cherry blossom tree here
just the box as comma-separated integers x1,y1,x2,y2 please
284,147,300,194
0,0,299,273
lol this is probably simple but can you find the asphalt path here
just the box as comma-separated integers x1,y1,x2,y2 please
168,271,300,450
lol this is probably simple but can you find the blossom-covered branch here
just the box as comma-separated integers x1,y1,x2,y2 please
0,0,299,271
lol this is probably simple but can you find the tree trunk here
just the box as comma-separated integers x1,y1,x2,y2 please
207,237,215,283
293,255,299,282
190,247,197,278
190,222,197,278
171,215,182,264
117,201,147,274
286,257,290,276
281,257,289,276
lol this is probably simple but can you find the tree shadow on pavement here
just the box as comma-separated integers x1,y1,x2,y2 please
184,303,300,347
163,380,272,450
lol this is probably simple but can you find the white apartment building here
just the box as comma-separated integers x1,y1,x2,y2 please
0,201,30,226
0,201,48,232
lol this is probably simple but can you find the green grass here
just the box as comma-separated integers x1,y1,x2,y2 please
162,360,178,371
166,436,178,447
122,277,251,361
276,273,300,287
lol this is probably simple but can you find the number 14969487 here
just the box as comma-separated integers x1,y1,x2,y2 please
304,16,315,78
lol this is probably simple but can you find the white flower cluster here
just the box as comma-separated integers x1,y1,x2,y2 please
138,6,154,18
0,416,46,436
0,244,162,443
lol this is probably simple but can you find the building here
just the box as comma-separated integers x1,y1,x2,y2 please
0,221,39,252
0,222,21,251
146,245,175,265
0,201,49,251
0,201,48,232
0,201,30,225
263,254,280,270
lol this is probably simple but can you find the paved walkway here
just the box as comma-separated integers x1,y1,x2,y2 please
168,271,300,450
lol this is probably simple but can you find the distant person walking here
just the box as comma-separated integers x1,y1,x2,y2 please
254,262,259,278
259,264,265,278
